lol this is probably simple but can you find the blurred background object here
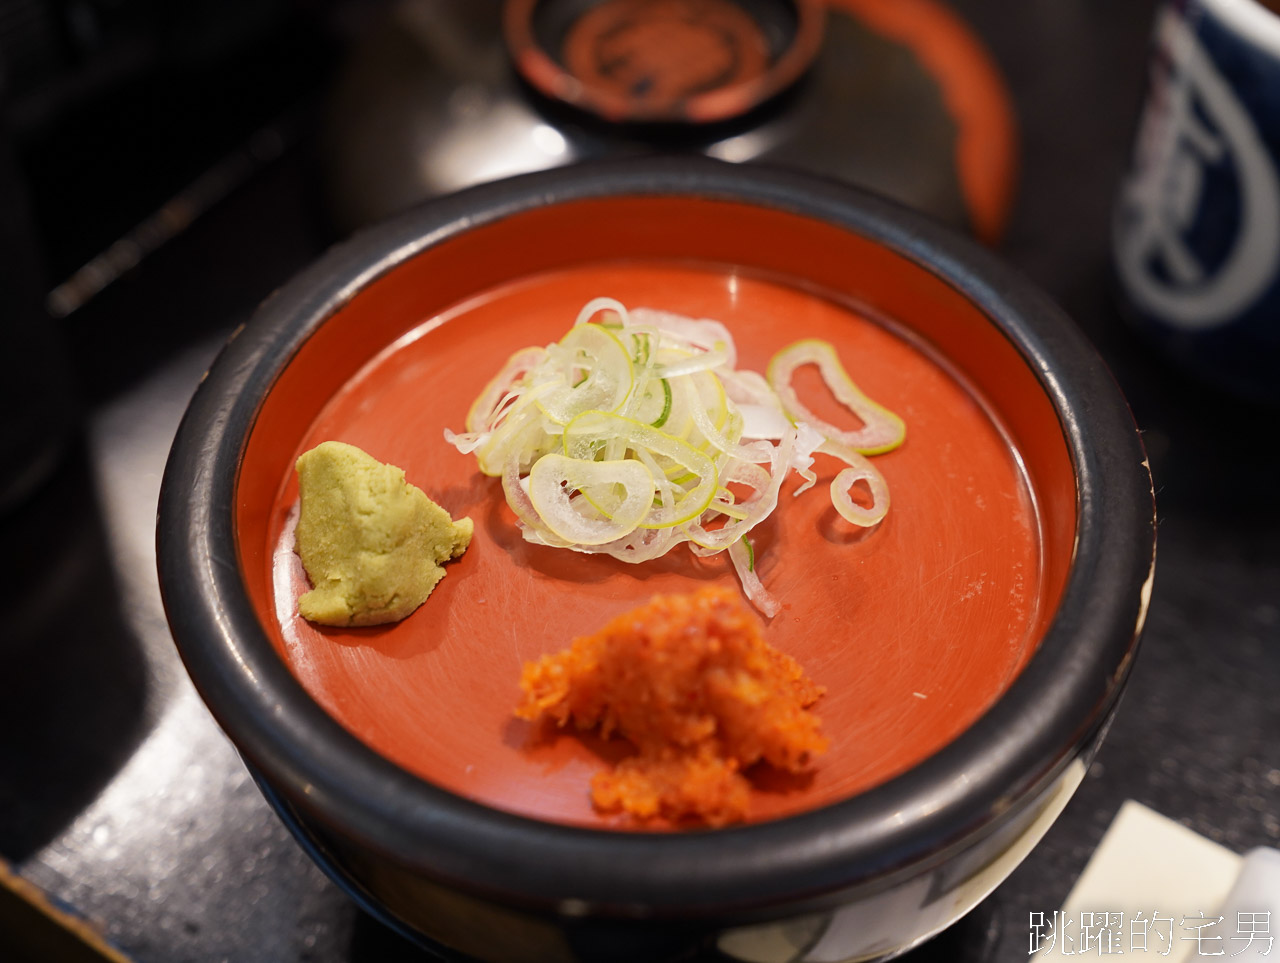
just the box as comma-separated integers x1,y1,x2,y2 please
1113,0,1280,404
0,107,73,512
322,0,1016,240
2,0,1015,330
1,855,135,962
2,0,326,273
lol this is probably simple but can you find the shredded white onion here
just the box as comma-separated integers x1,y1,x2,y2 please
445,300,905,615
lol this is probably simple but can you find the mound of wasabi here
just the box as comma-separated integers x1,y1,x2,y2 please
293,441,472,626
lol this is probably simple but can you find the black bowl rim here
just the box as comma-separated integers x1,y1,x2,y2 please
158,156,1154,916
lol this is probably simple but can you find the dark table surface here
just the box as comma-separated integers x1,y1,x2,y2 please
3,1,1278,961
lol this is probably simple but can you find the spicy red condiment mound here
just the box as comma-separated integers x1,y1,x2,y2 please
516,587,828,826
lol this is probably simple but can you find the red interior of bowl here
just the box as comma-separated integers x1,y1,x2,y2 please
236,197,1076,828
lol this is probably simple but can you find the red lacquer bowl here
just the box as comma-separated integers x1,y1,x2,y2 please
503,0,827,125
159,158,1155,963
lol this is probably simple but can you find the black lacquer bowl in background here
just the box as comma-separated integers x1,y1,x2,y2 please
158,158,1155,963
